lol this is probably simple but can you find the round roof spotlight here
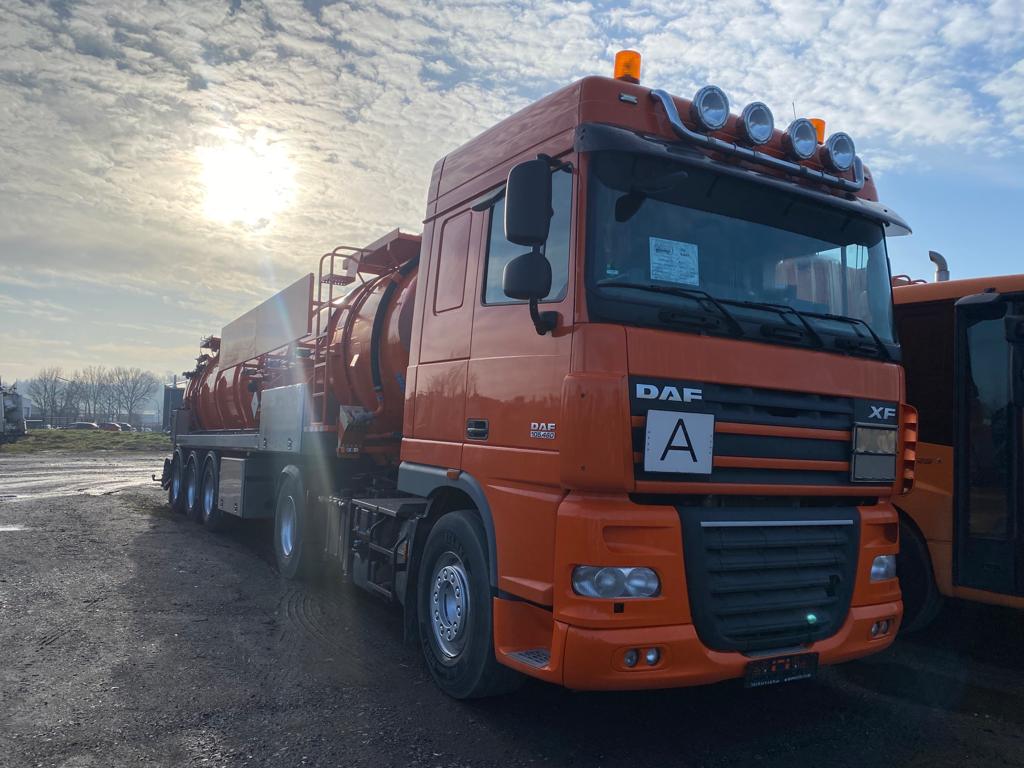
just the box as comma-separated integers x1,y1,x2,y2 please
822,131,856,172
691,85,730,132
740,101,774,145
785,118,818,160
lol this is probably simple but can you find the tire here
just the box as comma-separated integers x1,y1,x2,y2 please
184,451,203,522
273,467,320,580
200,453,229,532
417,510,521,699
897,517,944,633
169,450,186,514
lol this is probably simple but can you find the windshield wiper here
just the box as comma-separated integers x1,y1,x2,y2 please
720,299,826,349
596,280,745,337
798,310,893,361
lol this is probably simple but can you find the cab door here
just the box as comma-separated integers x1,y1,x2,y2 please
954,293,1024,595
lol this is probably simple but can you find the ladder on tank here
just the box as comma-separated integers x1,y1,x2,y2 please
307,230,423,426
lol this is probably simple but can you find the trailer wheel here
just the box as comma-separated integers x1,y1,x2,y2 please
184,451,203,522
200,453,228,532
273,467,319,579
168,450,186,513
897,517,944,633
417,511,521,699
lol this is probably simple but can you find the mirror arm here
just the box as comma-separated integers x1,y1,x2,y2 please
537,153,574,173
529,299,558,336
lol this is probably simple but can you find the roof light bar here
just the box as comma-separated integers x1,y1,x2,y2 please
648,89,865,193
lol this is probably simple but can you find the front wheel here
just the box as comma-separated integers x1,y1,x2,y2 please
897,519,943,633
417,511,520,699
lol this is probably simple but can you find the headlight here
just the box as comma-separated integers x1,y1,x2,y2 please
852,425,898,482
822,132,856,172
691,85,729,132
740,102,774,145
855,426,898,454
572,566,661,598
871,554,896,581
784,118,818,160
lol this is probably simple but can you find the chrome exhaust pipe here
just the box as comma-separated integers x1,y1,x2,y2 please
929,250,949,282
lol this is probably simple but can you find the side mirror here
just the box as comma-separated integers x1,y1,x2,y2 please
502,250,557,336
504,159,552,247
502,250,551,302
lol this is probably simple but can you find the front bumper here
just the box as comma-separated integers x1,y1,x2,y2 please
495,598,901,690
492,491,902,690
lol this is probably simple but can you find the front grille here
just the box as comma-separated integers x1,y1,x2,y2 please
680,507,859,653
630,377,897,487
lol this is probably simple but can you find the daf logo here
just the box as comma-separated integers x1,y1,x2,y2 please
636,383,703,403
869,406,897,420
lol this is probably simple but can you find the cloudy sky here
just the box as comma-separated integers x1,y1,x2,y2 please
1,0,1023,382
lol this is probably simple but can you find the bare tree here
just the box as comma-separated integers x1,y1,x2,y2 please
27,367,64,424
101,374,119,421
111,367,158,425
59,370,85,422
81,365,108,420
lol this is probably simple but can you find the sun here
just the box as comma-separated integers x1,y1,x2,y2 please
197,131,296,230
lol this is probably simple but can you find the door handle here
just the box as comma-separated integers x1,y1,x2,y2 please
466,419,489,440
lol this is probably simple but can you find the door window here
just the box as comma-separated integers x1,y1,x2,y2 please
964,311,1012,539
482,169,572,305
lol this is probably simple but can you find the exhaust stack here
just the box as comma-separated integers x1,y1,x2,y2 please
928,251,949,282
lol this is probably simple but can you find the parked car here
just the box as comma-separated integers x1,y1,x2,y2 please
98,422,122,432
65,422,100,430
116,422,134,432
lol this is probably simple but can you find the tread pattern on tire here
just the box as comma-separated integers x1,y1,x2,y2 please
416,510,521,699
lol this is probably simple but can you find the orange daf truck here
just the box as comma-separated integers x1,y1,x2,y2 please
162,53,914,698
893,267,1024,629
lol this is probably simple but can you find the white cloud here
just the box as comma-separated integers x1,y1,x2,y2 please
0,0,1022,377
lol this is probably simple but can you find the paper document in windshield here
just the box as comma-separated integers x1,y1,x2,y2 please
649,237,699,286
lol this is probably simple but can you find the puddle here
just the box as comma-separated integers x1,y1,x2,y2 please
0,525,29,532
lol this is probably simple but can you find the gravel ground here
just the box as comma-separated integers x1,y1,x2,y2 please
1,452,1023,768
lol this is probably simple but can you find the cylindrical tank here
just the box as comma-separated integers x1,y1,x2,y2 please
325,261,418,438
182,252,418,439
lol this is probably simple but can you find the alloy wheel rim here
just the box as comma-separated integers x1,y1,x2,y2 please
280,496,296,558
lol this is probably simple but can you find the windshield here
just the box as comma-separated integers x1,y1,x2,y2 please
586,151,897,355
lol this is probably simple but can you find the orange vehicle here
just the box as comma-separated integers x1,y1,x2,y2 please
893,269,1024,629
162,53,914,698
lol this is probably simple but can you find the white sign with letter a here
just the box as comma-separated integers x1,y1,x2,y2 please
644,410,715,475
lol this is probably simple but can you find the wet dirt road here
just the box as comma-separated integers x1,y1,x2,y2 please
1,453,1023,768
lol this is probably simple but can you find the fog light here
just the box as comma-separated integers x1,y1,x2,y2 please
645,648,660,666
871,554,896,582
871,619,892,638
624,649,639,668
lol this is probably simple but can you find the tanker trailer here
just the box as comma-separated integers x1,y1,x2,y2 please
164,228,420,538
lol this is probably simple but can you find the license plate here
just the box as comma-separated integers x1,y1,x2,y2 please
744,653,818,688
